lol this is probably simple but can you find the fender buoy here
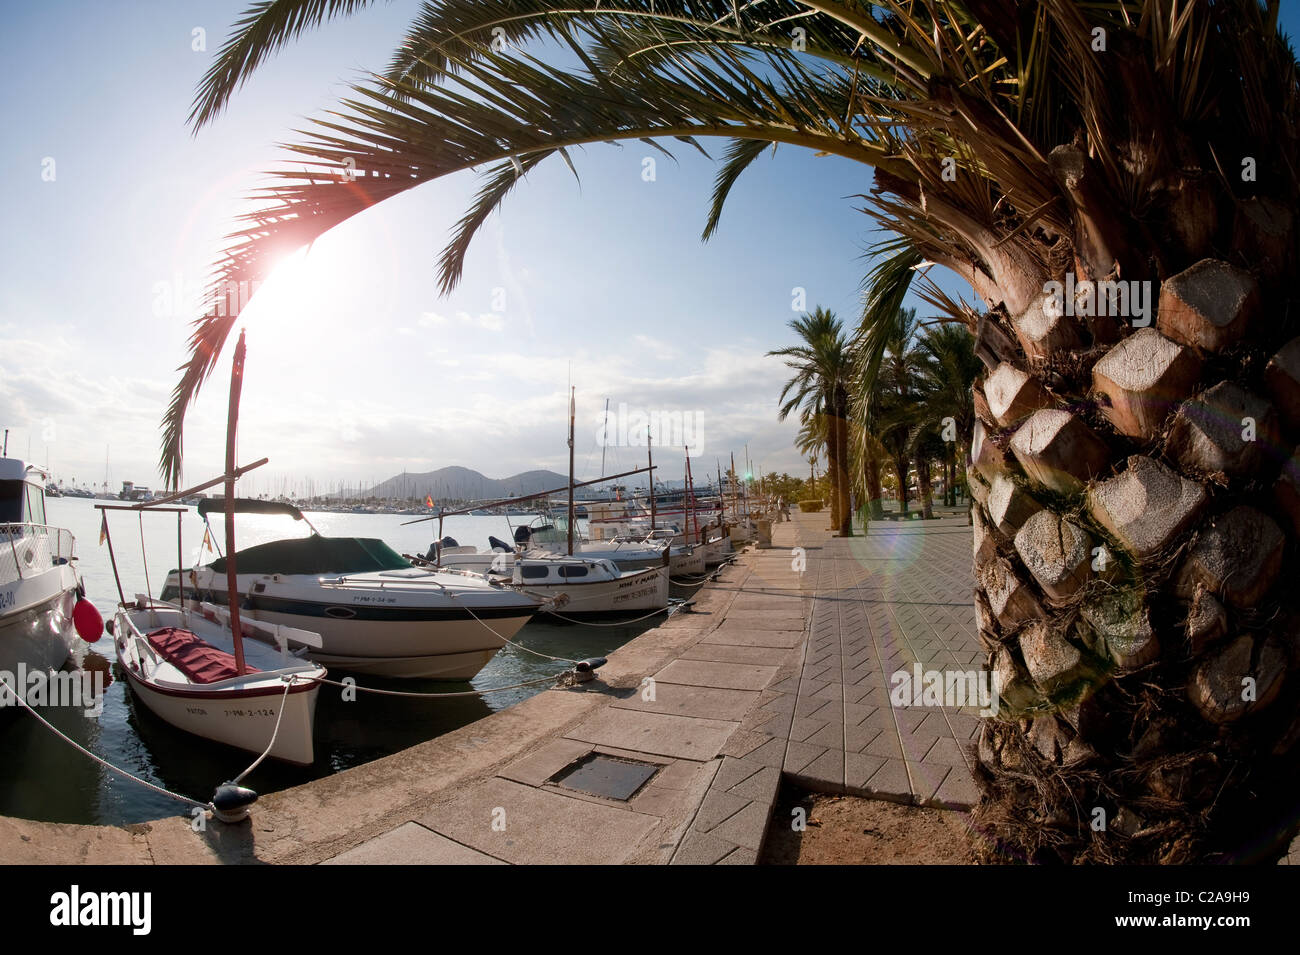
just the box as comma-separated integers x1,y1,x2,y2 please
73,599,104,643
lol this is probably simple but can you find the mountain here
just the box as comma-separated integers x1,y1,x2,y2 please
359,467,571,501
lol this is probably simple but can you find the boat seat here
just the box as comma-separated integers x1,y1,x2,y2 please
146,627,260,684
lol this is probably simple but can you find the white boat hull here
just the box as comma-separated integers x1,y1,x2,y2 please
525,567,669,618
0,530,80,683
121,665,320,766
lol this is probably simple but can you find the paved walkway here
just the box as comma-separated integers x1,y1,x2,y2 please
671,509,982,862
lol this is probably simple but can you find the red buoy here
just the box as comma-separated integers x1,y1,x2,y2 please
73,599,104,643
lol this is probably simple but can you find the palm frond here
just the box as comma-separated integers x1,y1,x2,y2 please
189,0,382,131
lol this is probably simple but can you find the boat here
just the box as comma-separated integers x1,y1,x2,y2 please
434,547,669,618
111,594,324,765
105,331,326,765
161,498,546,679
0,458,85,679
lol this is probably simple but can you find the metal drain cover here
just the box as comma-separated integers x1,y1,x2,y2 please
552,754,659,801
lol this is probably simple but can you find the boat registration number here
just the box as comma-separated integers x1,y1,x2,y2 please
223,708,277,718
0,590,13,611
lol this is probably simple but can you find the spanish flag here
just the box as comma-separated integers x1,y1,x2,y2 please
201,526,214,553
98,511,107,546
425,495,434,509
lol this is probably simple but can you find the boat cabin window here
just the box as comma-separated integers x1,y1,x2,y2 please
26,483,46,526
0,481,23,523
559,565,589,578
520,565,550,580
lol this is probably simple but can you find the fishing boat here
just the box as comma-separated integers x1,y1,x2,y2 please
104,331,326,765
434,548,669,618
111,593,324,765
161,499,546,679
0,458,87,678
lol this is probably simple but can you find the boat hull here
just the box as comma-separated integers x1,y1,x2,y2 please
163,568,540,680
121,666,319,766
0,564,78,681
242,605,532,678
528,567,669,618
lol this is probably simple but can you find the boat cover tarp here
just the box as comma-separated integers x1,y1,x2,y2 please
197,497,304,521
147,627,260,684
207,536,412,576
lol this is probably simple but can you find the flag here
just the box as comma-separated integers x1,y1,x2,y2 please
98,511,107,546
201,526,214,553
425,495,434,509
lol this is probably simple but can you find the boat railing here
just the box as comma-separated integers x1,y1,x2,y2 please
0,522,76,583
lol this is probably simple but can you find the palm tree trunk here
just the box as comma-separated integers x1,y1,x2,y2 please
865,454,884,520
835,413,852,536
825,426,842,532
894,455,910,515
917,457,934,519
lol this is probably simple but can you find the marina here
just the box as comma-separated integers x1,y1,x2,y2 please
6,0,1300,904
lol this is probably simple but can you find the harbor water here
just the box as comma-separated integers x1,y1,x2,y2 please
0,498,684,826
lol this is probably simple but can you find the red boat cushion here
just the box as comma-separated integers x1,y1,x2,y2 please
146,627,260,684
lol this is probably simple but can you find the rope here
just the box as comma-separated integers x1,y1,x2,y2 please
310,672,563,698
0,676,211,812
232,678,294,784
450,594,580,664
545,605,675,627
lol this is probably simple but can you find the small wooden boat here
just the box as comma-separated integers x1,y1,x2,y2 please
112,596,324,765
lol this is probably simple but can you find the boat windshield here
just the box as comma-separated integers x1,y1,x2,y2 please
206,536,412,575
0,481,23,523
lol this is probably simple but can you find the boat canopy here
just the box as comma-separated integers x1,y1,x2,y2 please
207,536,411,576
198,497,305,521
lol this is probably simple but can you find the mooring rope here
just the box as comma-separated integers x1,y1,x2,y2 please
307,672,563,699
232,677,294,785
0,676,211,812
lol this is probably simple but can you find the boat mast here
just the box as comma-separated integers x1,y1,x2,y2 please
567,386,575,557
600,397,609,479
225,331,249,676
647,426,656,533
730,452,738,523
685,446,699,545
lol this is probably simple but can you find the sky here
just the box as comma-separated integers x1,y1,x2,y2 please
9,1,1282,498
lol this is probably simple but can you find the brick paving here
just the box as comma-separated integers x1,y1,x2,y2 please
670,507,983,862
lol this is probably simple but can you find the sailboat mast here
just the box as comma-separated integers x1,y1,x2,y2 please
225,331,249,676
567,386,575,556
685,447,699,545
730,452,738,522
601,397,609,478
647,427,656,533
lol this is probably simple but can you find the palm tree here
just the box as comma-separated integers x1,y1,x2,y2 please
914,323,981,509
863,306,926,516
771,308,853,537
169,1,1300,864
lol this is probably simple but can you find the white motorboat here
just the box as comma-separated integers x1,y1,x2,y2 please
0,458,84,680
434,548,669,617
161,498,545,679
112,595,324,765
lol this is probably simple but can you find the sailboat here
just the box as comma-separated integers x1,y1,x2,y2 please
106,332,326,765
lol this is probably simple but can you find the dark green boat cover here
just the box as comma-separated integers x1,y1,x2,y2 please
206,536,412,575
